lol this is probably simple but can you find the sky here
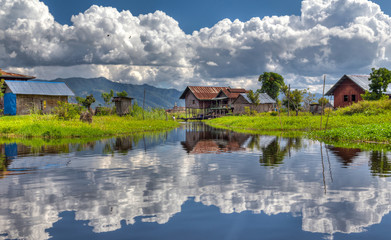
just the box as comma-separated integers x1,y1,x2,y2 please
2,0,391,92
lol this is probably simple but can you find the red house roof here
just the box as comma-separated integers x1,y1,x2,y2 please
0,69,36,80
180,86,227,100
180,86,247,100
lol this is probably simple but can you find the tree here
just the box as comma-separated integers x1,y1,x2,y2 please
101,89,114,106
247,90,260,113
258,72,285,100
362,67,391,100
282,88,307,116
76,94,96,112
116,91,128,97
303,90,316,112
318,97,329,106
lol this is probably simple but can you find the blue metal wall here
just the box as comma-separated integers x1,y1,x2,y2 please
4,93,16,115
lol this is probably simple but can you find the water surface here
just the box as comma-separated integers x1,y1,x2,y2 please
1,123,391,239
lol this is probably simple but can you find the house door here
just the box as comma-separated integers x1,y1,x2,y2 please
4,93,16,115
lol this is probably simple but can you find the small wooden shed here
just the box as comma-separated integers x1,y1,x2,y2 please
112,96,133,116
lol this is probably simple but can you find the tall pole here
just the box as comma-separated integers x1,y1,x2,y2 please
143,89,146,120
287,84,291,117
320,75,326,130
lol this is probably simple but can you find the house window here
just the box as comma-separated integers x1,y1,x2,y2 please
192,100,195,105
40,100,46,110
344,95,349,102
351,95,356,102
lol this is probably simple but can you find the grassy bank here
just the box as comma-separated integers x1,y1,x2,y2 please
0,114,180,139
206,100,391,144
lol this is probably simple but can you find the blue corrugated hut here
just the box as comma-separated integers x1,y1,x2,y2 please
3,81,75,115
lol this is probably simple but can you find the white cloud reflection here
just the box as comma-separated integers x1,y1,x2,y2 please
0,135,390,239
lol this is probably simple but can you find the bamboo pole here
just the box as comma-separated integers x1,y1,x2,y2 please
143,89,146,120
320,75,326,130
277,104,283,131
287,84,290,117
324,106,331,133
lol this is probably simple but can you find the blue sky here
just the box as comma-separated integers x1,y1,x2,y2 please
41,0,391,33
2,0,391,91
41,0,304,34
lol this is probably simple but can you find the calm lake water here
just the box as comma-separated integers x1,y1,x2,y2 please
1,123,391,240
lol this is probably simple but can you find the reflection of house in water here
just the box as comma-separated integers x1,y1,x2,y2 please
0,143,71,177
327,146,361,166
181,124,251,154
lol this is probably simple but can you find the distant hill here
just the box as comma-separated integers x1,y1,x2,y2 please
36,77,184,109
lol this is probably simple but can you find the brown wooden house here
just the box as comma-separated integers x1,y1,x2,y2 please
325,75,369,108
179,86,230,118
211,88,247,116
180,86,276,117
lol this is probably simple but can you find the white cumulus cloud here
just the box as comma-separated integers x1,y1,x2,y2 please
1,0,391,91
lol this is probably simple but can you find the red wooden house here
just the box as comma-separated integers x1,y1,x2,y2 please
325,75,370,108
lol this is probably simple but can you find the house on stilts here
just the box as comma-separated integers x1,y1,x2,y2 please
179,86,275,119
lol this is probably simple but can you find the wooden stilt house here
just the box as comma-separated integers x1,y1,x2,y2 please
179,86,247,118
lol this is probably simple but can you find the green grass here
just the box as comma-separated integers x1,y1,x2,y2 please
206,100,391,146
0,114,180,139
207,113,391,133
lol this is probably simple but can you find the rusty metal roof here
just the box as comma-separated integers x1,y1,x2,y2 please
180,86,228,100
180,86,249,100
0,68,35,80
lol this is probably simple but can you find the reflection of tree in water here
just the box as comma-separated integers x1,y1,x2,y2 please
259,137,303,167
369,151,391,177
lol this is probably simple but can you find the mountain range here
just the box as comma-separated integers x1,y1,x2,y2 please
38,77,184,109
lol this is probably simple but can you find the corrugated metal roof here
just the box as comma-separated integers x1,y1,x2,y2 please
180,86,249,100
326,75,370,95
5,81,74,96
180,86,227,100
258,93,276,104
347,75,370,90
239,93,276,104
0,68,36,80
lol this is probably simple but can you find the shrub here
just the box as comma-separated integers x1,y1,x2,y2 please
95,106,113,116
335,99,391,116
53,102,81,120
